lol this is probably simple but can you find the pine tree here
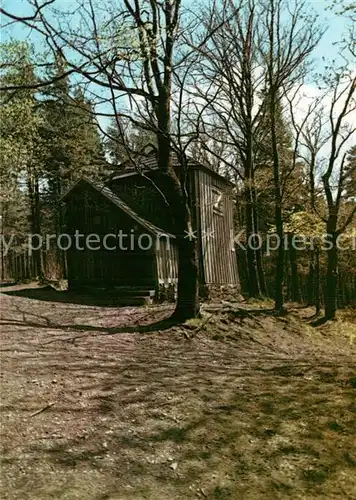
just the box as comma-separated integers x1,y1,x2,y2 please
65,87,109,183
0,41,44,277
40,54,108,219
39,53,72,213
36,53,108,276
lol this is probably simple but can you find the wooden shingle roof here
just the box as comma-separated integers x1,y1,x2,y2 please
110,149,234,185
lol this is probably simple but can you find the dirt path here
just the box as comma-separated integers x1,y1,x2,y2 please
1,285,355,499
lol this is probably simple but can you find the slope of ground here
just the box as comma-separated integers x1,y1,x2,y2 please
0,284,355,500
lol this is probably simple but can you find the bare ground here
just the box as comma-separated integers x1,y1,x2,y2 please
0,283,355,500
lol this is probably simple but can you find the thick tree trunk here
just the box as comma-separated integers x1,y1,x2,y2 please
245,195,261,297
0,249,4,282
256,247,267,296
236,247,249,295
314,246,321,315
171,194,200,321
53,169,67,280
0,209,4,282
175,234,200,320
307,252,315,306
244,140,261,298
274,207,284,310
235,194,249,296
270,96,284,312
252,189,267,296
324,232,338,320
156,131,200,320
288,233,301,302
28,172,44,280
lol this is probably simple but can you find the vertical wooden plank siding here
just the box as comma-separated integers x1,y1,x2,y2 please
192,170,205,284
195,169,238,285
156,235,178,286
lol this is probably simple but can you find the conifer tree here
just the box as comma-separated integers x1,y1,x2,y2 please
0,41,44,277
68,87,109,182
40,54,107,225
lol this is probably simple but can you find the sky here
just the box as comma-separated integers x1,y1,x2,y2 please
1,0,355,156
0,0,352,71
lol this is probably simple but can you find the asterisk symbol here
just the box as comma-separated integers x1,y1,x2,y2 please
202,229,215,240
184,229,197,241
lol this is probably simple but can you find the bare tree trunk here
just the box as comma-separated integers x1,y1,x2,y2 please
162,174,200,321
28,171,44,280
324,230,338,320
288,233,301,302
256,247,267,296
245,191,261,297
175,234,199,320
245,140,261,297
157,125,200,320
252,189,267,296
270,97,285,311
307,251,315,306
314,246,321,315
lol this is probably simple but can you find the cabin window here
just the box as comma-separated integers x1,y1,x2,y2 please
212,188,223,215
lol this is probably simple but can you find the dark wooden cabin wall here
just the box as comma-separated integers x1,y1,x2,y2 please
109,174,172,233
65,185,157,289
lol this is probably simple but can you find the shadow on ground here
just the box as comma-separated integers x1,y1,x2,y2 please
1,289,355,499
1,285,140,307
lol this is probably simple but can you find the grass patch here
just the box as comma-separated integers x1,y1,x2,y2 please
327,420,346,433
213,486,233,499
344,452,356,466
272,480,293,492
303,467,329,484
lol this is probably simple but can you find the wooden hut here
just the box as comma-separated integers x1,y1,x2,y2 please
61,151,239,301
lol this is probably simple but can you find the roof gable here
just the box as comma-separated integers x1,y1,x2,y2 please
110,150,234,186
60,177,175,238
